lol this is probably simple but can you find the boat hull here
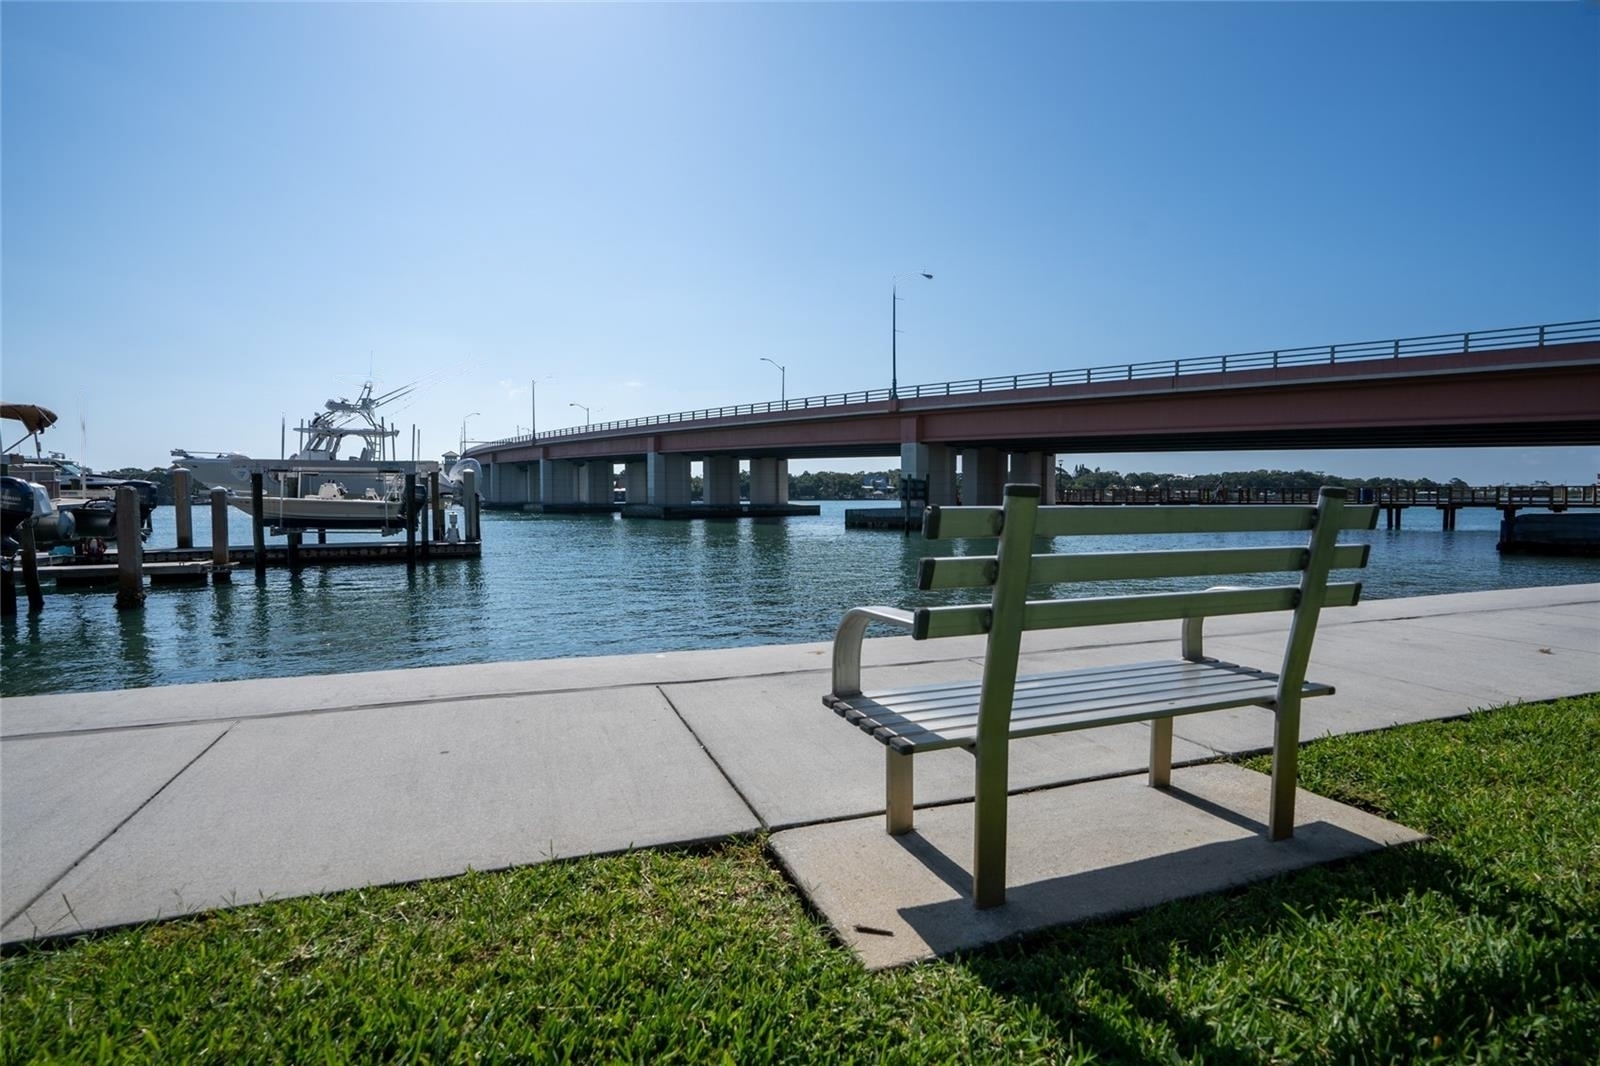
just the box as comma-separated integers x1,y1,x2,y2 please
225,491,424,534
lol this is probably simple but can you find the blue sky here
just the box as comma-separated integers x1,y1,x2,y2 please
3,2,1596,482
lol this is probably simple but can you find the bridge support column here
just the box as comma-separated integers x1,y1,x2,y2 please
703,456,741,507
623,460,647,505
524,463,541,507
1009,451,1055,503
577,462,614,506
539,459,579,505
961,448,1008,506
901,444,958,506
647,452,692,507
749,458,789,506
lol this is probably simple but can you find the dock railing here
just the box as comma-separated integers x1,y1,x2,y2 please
1055,485,1600,508
480,318,1599,446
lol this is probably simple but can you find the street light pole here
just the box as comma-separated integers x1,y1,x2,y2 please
529,376,552,439
892,272,934,399
760,357,786,403
569,402,590,427
460,411,480,454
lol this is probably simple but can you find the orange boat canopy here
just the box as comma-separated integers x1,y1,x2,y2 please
1,403,60,436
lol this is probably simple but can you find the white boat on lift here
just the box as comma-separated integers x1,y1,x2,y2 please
227,478,427,535
172,380,441,501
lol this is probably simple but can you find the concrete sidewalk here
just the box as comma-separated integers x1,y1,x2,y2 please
3,584,1596,957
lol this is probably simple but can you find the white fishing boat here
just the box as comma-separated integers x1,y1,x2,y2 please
227,478,427,535
172,380,441,500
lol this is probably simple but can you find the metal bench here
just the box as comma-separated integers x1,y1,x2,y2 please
825,484,1377,908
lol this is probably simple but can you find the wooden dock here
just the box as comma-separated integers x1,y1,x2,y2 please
39,559,232,588
145,541,482,568
1054,484,1599,531
1056,484,1599,510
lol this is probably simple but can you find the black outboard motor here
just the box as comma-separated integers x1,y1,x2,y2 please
1,476,33,545
86,475,162,533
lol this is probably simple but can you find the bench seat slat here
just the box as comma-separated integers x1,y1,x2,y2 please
823,657,1249,717
838,656,1260,713
830,658,1331,753
838,659,1274,727
843,662,1279,731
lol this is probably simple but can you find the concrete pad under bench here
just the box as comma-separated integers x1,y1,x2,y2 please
2,687,756,944
770,763,1427,970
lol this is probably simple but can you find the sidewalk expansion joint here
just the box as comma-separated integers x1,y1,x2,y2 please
2,723,237,934
654,685,768,833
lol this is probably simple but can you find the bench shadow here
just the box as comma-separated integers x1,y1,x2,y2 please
923,841,1592,1064
894,818,1392,958
889,776,1360,904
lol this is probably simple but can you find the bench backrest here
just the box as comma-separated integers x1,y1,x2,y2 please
916,484,1377,741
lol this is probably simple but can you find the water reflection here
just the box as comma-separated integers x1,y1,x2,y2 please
113,607,156,689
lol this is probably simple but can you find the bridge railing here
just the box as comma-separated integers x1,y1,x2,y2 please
480,318,1598,446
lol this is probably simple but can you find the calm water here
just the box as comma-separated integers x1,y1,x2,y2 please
3,502,1597,698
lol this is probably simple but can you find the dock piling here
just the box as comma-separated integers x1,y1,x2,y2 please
19,518,44,613
405,473,417,571
114,485,146,610
173,468,193,549
464,470,479,541
210,488,231,583
421,471,435,559
430,471,444,544
284,475,301,573
251,473,267,580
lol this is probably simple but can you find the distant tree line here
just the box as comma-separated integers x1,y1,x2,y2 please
788,470,901,500
102,467,179,503
1053,464,1474,496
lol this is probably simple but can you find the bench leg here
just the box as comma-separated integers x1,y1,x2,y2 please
1148,718,1173,788
1268,695,1302,840
886,748,914,835
972,741,1009,909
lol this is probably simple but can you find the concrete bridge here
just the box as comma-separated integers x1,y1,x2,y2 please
465,320,1600,514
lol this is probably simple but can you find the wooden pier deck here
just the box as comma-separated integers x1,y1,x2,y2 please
38,560,232,588
27,540,480,591
145,541,482,568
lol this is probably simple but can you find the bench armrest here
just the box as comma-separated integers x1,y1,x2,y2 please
831,606,915,698
1182,585,1249,660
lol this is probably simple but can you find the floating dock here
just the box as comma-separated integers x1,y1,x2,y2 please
621,503,820,519
38,559,232,588
1497,513,1600,556
843,507,919,531
143,542,481,568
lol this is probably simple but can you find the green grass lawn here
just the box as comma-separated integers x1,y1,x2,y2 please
4,694,1596,1064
